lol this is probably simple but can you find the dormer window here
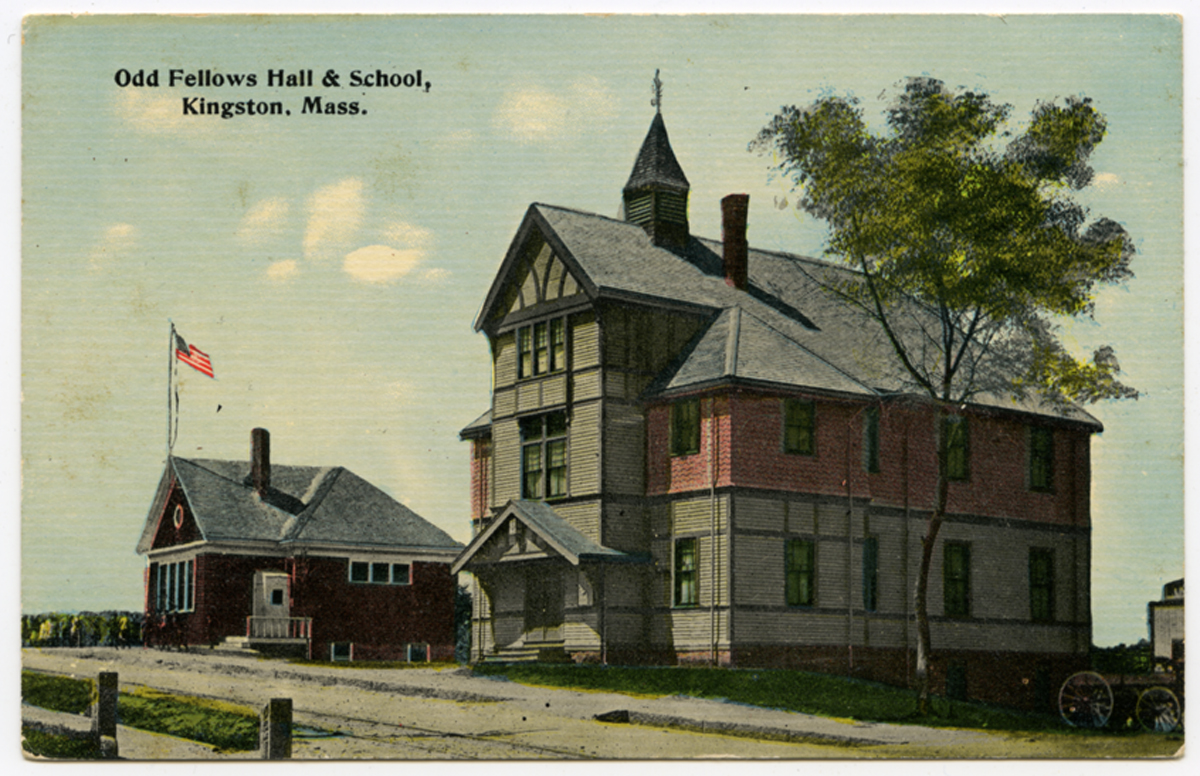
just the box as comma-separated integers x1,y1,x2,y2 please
518,318,567,378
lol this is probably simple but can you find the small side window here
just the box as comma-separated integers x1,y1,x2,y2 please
391,563,411,585
349,561,370,583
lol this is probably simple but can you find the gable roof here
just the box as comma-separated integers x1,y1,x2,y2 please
136,456,462,555
451,499,646,575
476,203,1102,429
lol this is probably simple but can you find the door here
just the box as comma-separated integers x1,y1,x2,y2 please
252,571,290,618
524,567,563,643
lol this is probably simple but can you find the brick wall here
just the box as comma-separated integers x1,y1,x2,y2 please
646,390,1092,528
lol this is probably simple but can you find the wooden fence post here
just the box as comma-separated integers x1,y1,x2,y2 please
260,698,292,759
90,671,119,758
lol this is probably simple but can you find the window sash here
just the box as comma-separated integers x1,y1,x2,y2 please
534,322,549,374
550,319,566,371
1029,548,1054,621
944,417,970,481
546,439,567,498
522,444,543,498
944,543,971,617
862,538,879,611
521,411,568,500
863,407,880,473
670,399,701,456
786,539,815,607
518,327,533,378
674,538,698,606
1029,427,1054,491
784,399,815,455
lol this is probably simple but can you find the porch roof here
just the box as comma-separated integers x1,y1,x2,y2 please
451,499,647,575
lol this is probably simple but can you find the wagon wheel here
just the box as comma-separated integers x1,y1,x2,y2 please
1135,687,1181,733
1059,671,1114,728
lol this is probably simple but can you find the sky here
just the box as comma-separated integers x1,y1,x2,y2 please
14,10,1184,649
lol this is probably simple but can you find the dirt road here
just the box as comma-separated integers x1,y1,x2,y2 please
21,647,1183,760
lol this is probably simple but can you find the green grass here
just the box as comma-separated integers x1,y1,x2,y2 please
473,664,1072,734
118,687,260,751
21,727,102,760
21,672,260,752
21,671,94,714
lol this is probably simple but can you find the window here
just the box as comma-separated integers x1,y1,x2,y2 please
521,412,568,499
943,542,971,618
786,539,815,607
155,559,194,613
943,416,969,481
674,538,698,606
862,537,879,612
517,318,567,378
271,589,284,606
1029,548,1055,622
330,642,352,662
406,643,429,663
863,407,880,473
784,399,815,455
349,561,411,585
670,399,701,457
1029,426,1054,491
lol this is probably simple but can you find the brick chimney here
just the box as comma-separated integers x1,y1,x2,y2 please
721,194,749,290
251,427,270,496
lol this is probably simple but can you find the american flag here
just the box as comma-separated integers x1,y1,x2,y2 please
175,333,214,378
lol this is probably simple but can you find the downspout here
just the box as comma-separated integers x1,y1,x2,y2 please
845,409,856,672
709,396,718,666
902,408,911,684
600,565,608,666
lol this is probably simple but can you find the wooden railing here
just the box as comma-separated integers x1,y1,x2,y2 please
246,616,313,640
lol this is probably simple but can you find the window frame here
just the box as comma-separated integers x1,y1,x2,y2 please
1029,426,1054,492
785,538,816,608
155,559,195,614
943,415,970,482
348,559,412,585
673,537,698,607
943,541,971,618
517,317,568,379
521,411,569,500
1029,547,1055,622
863,406,880,473
784,398,816,456
862,536,879,612
670,398,701,457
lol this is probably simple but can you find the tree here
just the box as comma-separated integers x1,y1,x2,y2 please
755,77,1137,711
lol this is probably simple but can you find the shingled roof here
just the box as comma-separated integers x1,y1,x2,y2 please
623,112,690,194
473,202,1102,429
136,456,462,554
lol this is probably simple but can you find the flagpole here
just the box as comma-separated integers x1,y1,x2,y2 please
167,320,175,460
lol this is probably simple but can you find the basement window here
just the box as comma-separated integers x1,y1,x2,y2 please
406,643,429,663
330,642,352,662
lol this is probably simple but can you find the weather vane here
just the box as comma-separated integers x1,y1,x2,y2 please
651,69,662,114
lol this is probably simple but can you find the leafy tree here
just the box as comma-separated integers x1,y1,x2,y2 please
755,77,1136,711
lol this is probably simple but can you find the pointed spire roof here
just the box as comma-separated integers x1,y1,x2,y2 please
623,112,690,194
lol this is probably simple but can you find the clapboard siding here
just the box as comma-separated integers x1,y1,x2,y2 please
667,609,730,650
491,418,520,505
494,331,517,388
603,502,647,554
670,495,728,535
572,310,599,369
552,500,602,545
569,401,602,495
737,496,784,533
572,368,602,402
734,535,784,607
604,402,645,495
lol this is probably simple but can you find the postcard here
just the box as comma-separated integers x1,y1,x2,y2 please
19,12,1184,760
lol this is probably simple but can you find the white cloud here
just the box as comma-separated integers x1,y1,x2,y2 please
237,197,290,243
493,79,617,143
493,88,566,142
115,87,190,134
88,223,137,270
382,221,433,249
420,268,451,283
304,178,365,260
1092,172,1121,189
343,245,423,284
266,259,298,282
